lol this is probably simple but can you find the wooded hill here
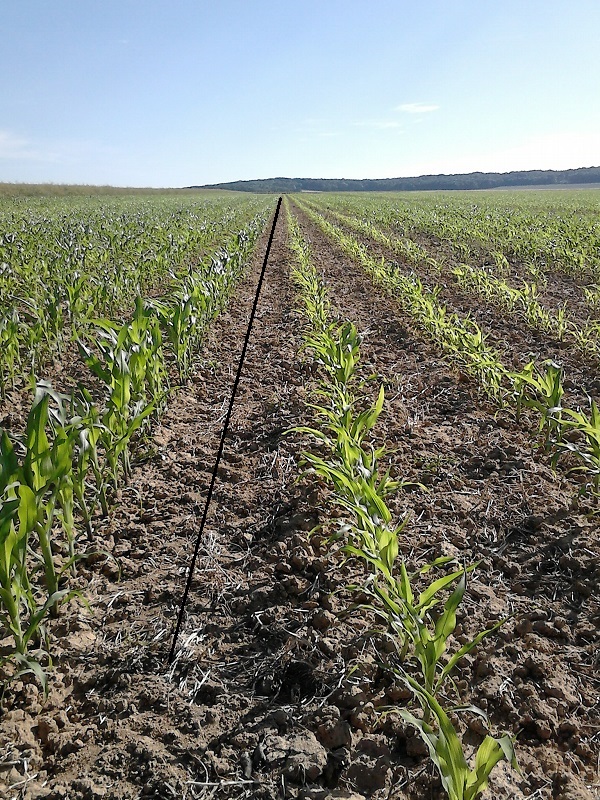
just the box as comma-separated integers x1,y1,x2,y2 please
192,166,600,193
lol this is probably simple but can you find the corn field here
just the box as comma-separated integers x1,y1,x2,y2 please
0,188,598,800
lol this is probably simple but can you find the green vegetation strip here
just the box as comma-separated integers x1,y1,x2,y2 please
0,194,271,392
303,190,600,282
285,201,518,799
304,199,600,361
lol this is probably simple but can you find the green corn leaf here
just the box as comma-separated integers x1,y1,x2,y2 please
399,562,414,605
13,653,49,695
417,567,466,613
438,617,509,690
432,571,466,657
17,484,37,536
465,735,519,800
0,430,19,491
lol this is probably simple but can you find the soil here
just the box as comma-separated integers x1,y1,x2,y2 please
0,201,598,800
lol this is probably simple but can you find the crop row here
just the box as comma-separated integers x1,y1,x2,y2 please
286,202,518,799
301,199,600,362
0,199,271,685
0,194,271,392
292,199,600,504
305,191,600,282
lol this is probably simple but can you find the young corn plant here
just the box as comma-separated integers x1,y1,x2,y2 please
0,385,84,683
297,202,512,404
0,433,38,654
36,383,109,552
354,561,506,700
583,284,600,311
304,321,362,388
552,398,600,499
299,392,406,579
510,360,565,449
399,674,518,800
63,271,94,335
491,250,510,277
287,204,518,797
297,271,331,333
157,226,262,381
0,308,25,394
20,384,86,605
156,284,208,382
78,298,164,488
70,388,110,525
571,319,600,360
288,214,331,332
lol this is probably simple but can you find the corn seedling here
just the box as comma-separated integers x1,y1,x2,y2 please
0,198,272,690
0,194,271,385
304,321,362,388
156,284,207,381
303,195,599,354
288,214,331,331
354,562,506,702
583,284,600,311
78,299,164,487
304,190,600,282
0,308,24,394
0,384,85,683
296,202,512,404
70,388,110,528
510,360,565,448
571,319,600,360
399,673,518,800
552,398,600,498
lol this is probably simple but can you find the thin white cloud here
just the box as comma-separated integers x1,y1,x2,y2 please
0,130,125,184
475,131,600,173
354,120,403,130
301,118,327,127
293,119,343,138
397,103,439,114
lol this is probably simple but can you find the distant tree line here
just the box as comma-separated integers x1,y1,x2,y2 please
190,166,600,194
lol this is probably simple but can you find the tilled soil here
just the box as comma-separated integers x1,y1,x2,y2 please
1,203,599,800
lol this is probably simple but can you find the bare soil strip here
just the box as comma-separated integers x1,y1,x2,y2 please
1,208,598,800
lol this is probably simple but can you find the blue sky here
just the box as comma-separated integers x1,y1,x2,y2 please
1,1,599,187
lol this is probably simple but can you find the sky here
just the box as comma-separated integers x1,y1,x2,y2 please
1,0,599,187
